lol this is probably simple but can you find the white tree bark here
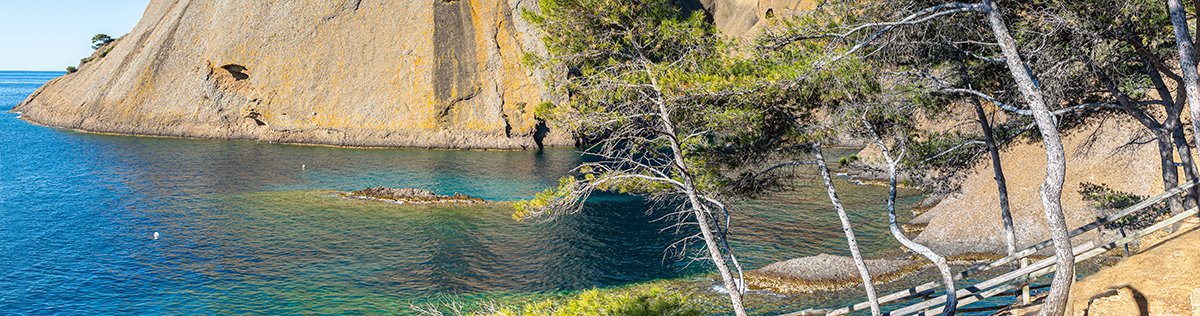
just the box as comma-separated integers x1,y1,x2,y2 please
813,142,882,316
1167,0,1200,164
863,119,958,316
652,87,747,315
981,1,1073,315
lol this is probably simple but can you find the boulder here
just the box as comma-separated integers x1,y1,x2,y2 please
1078,287,1144,316
745,253,919,294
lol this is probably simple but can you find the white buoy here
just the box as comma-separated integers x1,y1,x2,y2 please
302,164,306,170
153,232,159,240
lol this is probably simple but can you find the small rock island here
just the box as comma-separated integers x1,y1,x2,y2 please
343,187,488,205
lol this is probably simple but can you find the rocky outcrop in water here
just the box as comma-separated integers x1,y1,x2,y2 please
745,253,919,295
345,187,487,204
12,0,804,149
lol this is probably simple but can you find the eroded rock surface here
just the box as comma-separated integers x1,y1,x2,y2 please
14,0,571,149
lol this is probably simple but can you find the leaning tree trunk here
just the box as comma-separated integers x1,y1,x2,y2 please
1143,54,1200,209
677,149,747,316
973,99,1025,302
1167,0,1200,170
655,94,747,316
982,2,1074,315
973,99,1017,256
813,142,882,316
685,196,747,315
865,128,958,316
1095,57,1188,217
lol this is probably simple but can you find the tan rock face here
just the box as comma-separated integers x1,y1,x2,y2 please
911,117,1172,256
705,0,817,38
13,0,572,149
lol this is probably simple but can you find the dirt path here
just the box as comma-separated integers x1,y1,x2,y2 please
1065,217,1200,316
995,216,1200,316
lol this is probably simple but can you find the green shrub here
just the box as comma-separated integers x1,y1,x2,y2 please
1079,182,1164,230
65,66,77,73
416,286,700,316
838,154,860,167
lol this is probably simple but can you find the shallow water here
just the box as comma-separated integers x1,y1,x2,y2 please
0,71,946,315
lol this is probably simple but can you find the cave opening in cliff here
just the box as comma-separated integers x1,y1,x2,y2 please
221,64,249,80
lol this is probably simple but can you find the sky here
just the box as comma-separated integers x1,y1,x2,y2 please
0,0,151,71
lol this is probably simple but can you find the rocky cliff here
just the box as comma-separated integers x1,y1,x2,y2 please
13,0,808,149
14,0,569,149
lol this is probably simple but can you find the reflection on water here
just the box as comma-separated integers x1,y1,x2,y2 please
127,191,692,314
1,71,931,315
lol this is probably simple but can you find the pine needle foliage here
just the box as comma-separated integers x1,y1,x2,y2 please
513,0,874,314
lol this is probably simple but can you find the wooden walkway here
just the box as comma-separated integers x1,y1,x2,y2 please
782,179,1200,316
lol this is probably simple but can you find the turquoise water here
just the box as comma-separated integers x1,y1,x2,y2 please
0,71,931,315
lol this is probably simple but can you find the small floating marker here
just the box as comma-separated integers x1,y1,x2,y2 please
302,164,306,170
153,232,159,240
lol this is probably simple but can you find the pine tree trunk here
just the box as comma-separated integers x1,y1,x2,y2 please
655,95,747,316
813,142,882,316
1167,0,1200,169
866,132,958,316
973,98,1024,302
1156,131,1186,218
982,2,1073,315
688,201,747,315
973,100,1016,256
1172,123,1199,208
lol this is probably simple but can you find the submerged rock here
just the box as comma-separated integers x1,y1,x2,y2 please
345,187,487,205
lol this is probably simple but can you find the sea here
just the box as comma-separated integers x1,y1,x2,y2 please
1,70,1042,315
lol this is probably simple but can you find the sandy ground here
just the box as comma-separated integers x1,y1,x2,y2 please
998,216,1200,316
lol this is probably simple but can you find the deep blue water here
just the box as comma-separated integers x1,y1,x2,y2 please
0,71,932,315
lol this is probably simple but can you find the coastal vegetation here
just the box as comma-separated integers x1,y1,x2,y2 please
510,0,1200,315
13,0,1200,315
415,286,699,316
91,34,114,50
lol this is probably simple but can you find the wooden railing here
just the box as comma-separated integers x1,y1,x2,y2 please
782,178,1200,316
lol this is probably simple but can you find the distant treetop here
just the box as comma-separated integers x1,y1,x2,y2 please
91,34,114,50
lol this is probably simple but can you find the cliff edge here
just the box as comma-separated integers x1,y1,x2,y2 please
13,0,570,149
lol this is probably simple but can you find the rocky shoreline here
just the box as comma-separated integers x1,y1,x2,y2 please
342,187,489,205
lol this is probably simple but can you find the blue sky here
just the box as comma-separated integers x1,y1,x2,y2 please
0,0,151,71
